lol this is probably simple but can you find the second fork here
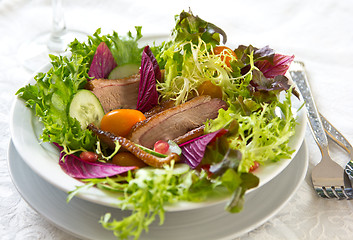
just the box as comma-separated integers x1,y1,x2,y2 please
289,61,349,199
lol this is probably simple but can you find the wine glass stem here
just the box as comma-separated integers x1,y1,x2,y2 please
48,0,67,52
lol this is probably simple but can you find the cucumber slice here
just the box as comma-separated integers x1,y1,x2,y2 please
108,64,140,79
135,144,168,158
69,90,105,129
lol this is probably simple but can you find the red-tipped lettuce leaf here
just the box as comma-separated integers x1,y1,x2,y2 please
256,54,295,78
136,46,160,112
247,69,293,102
88,42,117,79
234,45,275,68
250,71,291,92
54,143,136,179
180,129,227,169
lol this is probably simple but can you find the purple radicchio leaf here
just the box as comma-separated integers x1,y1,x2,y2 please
54,143,136,179
88,42,117,80
179,129,227,169
143,45,162,81
255,53,295,78
136,46,160,112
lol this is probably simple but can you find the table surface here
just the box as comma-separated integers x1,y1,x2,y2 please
1,0,353,239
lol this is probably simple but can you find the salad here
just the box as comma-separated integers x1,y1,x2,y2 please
16,10,299,240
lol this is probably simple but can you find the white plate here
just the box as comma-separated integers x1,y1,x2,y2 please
7,140,308,240
9,36,307,210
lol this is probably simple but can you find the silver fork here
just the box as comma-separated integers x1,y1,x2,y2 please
320,114,353,195
289,61,350,199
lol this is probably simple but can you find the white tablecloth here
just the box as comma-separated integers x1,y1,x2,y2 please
1,0,353,239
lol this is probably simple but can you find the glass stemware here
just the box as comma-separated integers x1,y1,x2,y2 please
18,0,87,72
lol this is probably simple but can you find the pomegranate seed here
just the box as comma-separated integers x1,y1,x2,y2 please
154,140,170,154
79,151,99,162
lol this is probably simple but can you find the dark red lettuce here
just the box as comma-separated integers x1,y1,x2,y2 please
175,10,227,45
256,54,294,78
250,71,291,92
248,69,292,102
136,46,160,112
54,143,135,179
179,129,227,169
234,45,275,68
88,42,117,79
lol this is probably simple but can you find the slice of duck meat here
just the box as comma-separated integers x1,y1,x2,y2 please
173,125,205,145
86,74,140,113
88,124,179,168
128,95,227,149
143,99,175,118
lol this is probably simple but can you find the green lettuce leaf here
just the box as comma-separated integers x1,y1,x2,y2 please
16,54,96,151
174,9,227,46
69,27,143,68
205,90,297,173
156,10,229,105
16,28,144,153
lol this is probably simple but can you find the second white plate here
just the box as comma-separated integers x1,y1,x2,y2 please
8,140,308,240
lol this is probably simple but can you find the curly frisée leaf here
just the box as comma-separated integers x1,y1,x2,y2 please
99,162,194,240
205,90,296,173
16,54,97,152
157,38,247,105
17,28,145,154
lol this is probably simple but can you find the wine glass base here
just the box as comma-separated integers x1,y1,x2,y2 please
18,30,87,72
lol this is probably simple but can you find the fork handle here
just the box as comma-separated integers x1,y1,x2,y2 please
320,113,353,154
289,61,329,151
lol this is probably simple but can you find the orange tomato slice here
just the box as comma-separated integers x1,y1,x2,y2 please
100,109,146,137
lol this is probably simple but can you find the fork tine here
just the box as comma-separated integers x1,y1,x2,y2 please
318,186,348,199
342,188,351,199
332,186,347,199
322,187,338,198
315,187,329,198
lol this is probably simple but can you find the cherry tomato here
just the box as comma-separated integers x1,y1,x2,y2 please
79,151,99,162
100,109,146,137
249,161,260,172
112,152,147,168
213,46,237,68
154,140,170,154
197,80,223,99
